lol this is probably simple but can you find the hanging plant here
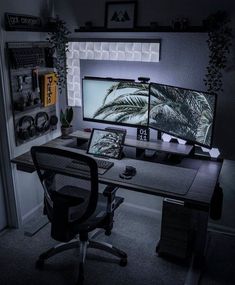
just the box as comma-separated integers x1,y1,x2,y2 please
47,15,71,93
203,11,232,94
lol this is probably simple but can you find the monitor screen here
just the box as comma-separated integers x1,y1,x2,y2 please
82,77,149,127
87,128,126,159
148,83,217,148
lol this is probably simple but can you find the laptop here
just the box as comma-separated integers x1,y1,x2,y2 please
87,128,126,159
67,128,126,175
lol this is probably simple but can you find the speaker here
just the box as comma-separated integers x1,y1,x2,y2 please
17,115,35,141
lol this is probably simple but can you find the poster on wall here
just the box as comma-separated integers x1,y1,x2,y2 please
105,1,137,29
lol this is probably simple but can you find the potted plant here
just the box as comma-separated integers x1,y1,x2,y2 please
203,11,232,94
60,107,73,138
47,15,71,93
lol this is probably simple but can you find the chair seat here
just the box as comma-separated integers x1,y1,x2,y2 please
58,185,123,233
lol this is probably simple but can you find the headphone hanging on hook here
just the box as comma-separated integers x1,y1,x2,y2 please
35,112,50,133
17,115,36,141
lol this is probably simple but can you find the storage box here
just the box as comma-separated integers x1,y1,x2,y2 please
157,198,194,259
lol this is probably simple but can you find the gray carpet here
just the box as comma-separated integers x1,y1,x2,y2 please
0,204,234,285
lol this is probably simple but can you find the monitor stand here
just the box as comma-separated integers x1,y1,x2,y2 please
164,138,195,163
146,134,195,164
164,153,183,164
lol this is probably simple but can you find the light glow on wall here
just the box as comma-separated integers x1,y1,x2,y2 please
66,40,160,106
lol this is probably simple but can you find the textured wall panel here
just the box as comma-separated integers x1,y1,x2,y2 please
66,41,160,106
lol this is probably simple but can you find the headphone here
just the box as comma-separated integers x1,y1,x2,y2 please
35,112,50,133
17,115,36,141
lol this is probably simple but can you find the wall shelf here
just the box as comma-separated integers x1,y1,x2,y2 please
4,12,57,32
5,26,56,32
74,26,207,33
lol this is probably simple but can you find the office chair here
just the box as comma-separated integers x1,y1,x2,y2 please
31,146,127,285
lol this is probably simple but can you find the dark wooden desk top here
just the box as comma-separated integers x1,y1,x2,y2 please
11,134,222,211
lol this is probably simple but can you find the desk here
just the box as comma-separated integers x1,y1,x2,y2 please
12,134,221,210
11,133,222,285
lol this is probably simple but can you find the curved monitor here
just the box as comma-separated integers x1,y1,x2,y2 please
148,82,217,148
82,77,149,127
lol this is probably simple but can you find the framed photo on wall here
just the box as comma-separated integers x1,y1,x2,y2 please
105,1,137,29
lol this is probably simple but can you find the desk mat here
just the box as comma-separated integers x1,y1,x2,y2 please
103,158,197,195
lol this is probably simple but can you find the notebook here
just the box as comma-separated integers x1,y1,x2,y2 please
87,128,126,159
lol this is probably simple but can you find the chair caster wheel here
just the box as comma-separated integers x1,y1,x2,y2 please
35,259,44,269
119,258,127,267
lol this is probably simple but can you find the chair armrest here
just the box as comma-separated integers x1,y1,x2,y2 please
103,185,119,197
102,185,124,236
103,185,121,213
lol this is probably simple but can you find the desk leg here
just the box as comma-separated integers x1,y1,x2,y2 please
184,210,209,285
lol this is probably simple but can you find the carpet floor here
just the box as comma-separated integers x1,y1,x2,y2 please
0,204,234,285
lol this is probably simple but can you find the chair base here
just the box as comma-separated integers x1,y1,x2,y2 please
35,235,127,285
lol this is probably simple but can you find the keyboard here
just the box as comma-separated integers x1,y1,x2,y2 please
67,158,114,174
95,158,114,170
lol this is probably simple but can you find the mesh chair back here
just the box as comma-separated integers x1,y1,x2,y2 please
31,146,99,241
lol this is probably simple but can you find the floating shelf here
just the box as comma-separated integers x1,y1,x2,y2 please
74,26,207,33
5,24,57,32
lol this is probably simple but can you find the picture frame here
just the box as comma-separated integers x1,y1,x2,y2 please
105,1,137,29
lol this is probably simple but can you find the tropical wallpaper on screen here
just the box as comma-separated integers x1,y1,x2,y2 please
92,81,149,125
148,83,216,147
89,130,125,158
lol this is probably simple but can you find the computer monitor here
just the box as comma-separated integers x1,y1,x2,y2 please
82,77,149,127
87,128,126,159
148,82,217,148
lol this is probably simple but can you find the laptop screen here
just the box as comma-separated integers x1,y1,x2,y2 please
87,128,126,159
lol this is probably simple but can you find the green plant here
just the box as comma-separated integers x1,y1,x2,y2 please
203,11,233,94
60,107,73,128
47,15,71,93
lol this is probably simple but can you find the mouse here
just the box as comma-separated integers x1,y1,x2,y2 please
124,166,136,176
119,166,136,179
